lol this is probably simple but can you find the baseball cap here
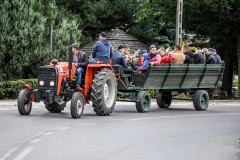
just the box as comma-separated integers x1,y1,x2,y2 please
99,32,107,37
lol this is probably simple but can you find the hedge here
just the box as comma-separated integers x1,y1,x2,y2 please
0,79,37,99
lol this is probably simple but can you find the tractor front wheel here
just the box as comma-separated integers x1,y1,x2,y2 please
91,68,117,116
70,92,84,119
17,89,32,115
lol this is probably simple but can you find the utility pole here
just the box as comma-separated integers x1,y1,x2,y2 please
50,25,53,51
175,0,183,45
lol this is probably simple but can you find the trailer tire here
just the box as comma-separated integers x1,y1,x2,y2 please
91,68,116,116
208,92,214,100
218,91,227,100
45,101,67,113
70,92,84,119
193,90,209,111
156,91,172,108
136,91,151,113
17,89,32,115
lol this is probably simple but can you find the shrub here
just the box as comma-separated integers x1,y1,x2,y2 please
0,79,37,99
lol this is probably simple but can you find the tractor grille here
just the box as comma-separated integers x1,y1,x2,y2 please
38,66,58,95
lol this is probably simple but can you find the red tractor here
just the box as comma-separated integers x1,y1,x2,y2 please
17,43,117,119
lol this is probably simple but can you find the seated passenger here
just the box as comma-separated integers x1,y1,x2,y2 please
137,45,161,71
172,45,185,64
138,50,147,67
89,32,112,64
212,49,222,64
72,43,89,87
158,48,172,64
183,46,194,64
206,48,216,64
193,47,206,64
112,45,134,84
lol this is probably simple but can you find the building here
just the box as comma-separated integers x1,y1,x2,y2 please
81,29,147,56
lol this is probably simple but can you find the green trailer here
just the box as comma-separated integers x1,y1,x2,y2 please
112,64,225,112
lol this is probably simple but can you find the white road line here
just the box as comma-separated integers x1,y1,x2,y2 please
0,148,17,160
113,112,240,122
43,132,54,136
58,127,70,131
52,127,62,131
35,132,45,137
73,123,94,126
14,147,33,160
30,138,41,144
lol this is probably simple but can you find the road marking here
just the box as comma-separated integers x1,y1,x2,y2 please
35,132,45,136
73,123,95,126
113,112,240,122
52,127,62,131
14,147,33,160
58,127,70,131
43,132,54,136
0,148,17,160
30,138,41,143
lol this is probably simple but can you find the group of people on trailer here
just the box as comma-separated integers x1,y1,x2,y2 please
72,31,223,87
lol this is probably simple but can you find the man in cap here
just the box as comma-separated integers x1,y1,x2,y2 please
206,48,216,64
112,45,134,85
212,49,222,64
89,31,112,64
137,45,161,71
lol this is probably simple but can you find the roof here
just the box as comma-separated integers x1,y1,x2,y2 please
81,29,147,55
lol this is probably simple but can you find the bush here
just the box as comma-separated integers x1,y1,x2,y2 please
0,79,37,99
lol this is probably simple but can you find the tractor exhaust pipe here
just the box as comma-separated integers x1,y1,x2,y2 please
68,31,72,77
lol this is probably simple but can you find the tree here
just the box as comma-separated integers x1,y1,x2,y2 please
0,0,81,80
56,0,141,46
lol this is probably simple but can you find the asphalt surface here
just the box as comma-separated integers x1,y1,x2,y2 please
0,100,239,160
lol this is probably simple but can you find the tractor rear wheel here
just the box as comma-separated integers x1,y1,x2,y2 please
193,90,209,111
91,68,117,116
45,101,67,113
136,91,151,113
156,91,172,108
70,92,84,119
17,89,32,115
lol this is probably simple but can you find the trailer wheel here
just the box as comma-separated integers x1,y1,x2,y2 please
193,90,209,111
136,91,151,113
17,89,32,115
218,91,227,100
156,91,172,108
208,92,214,100
45,101,67,113
91,68,117,116
70,92,84,119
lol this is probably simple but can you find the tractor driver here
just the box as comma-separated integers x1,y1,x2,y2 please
72,43,89,87
89,32,112,64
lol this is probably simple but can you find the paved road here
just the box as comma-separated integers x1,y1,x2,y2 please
0,100,239,160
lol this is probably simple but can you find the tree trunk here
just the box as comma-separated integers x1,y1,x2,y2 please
237,33,240,99
222,48,234,97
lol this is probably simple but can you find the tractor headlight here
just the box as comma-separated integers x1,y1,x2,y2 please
50,81,55,86
39,80,44,86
